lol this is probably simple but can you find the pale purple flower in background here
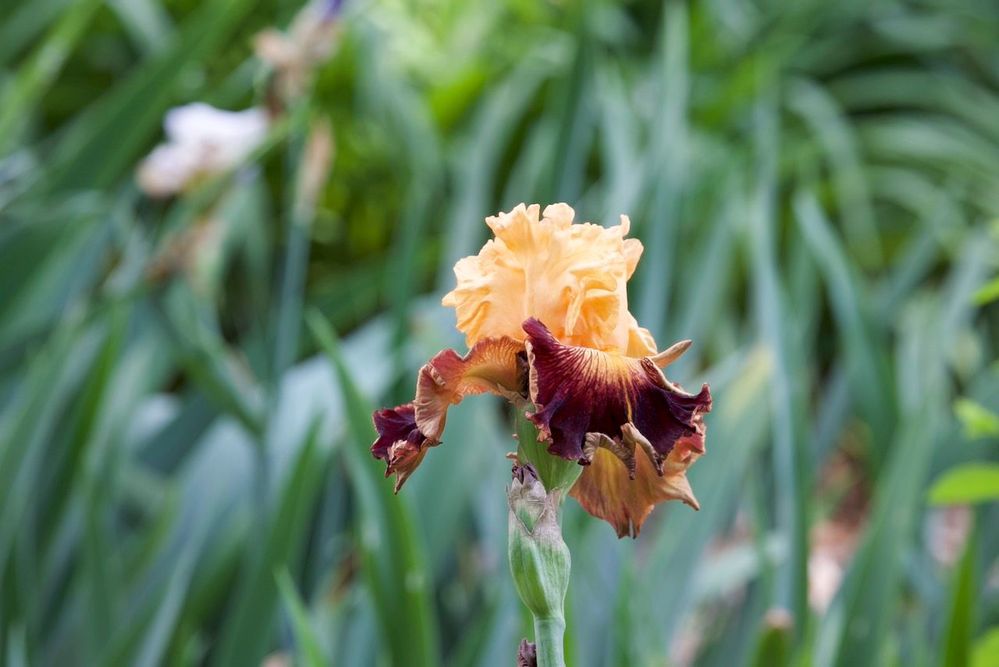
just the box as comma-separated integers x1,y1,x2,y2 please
322,0,346,20
255,0,344,100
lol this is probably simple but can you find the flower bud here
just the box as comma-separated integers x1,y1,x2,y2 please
507,463,571,620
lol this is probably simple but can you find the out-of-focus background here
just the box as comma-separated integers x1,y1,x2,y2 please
1,0,997,665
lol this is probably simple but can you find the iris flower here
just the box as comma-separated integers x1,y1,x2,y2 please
372,203,712,537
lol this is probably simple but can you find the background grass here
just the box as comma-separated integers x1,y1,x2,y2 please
1,0,998,665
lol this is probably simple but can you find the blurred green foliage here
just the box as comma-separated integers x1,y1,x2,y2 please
1,0,998,665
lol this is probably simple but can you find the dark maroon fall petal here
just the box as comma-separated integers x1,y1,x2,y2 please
371,403,432,492
523,317,710,470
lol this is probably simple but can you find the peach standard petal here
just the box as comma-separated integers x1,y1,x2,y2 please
442,203,650,354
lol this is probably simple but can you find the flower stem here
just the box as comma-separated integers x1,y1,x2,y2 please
533,615,566,667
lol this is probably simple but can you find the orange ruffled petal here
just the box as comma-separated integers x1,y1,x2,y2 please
570,421,706,537
442,203,655,355
413,336,524,440
371,336,523,491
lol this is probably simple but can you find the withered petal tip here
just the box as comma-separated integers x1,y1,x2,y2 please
517,638,537,667
511,460,539,484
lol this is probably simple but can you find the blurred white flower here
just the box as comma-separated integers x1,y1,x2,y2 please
137,103,269,197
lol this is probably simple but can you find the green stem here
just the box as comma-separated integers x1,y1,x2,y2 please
533,615,566,667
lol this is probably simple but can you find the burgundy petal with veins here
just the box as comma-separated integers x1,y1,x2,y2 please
523,318,710,471
371,403,431,492
372,404,422,459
